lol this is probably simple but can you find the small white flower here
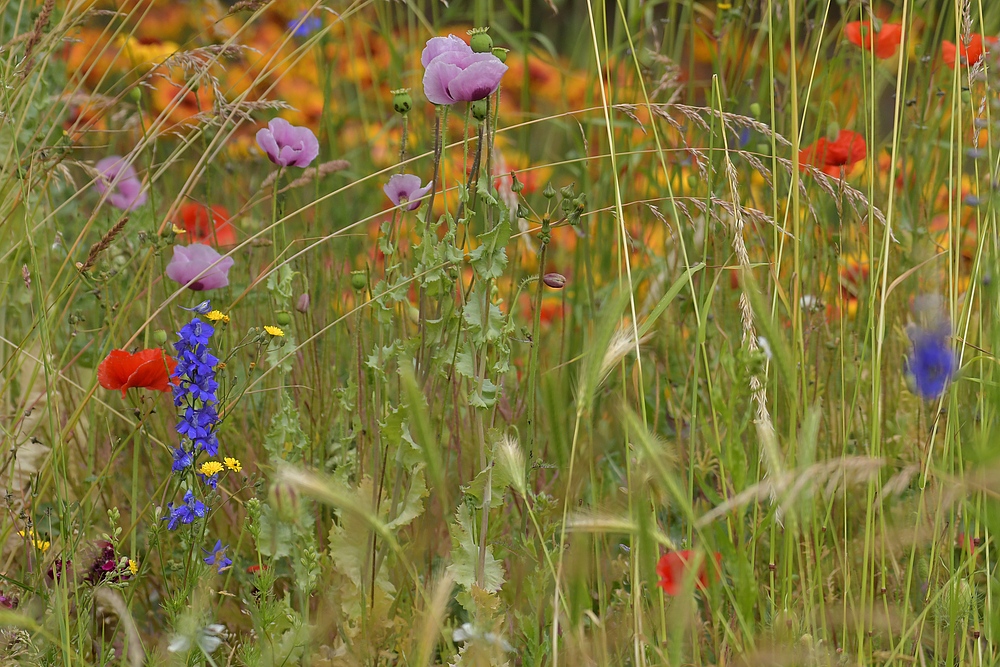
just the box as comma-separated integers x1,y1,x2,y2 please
757,336,773,360
800,294,823,312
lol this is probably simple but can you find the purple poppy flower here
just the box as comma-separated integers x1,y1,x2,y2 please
421,36,507,105
384,174,432,211
256,118,320,168
94,156,147,210
166,245,235,291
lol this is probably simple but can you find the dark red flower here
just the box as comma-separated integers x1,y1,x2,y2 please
97,348,178,398
845,21,903,59
800,130,867,176
656,550,721,596
942,35,998,69
0,590,18,609
178,202,236,246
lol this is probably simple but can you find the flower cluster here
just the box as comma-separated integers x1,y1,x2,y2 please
171,311,222,474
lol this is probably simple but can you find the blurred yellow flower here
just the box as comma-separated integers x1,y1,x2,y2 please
206,310,230,323
224,457,242,472
128,559,139,575
18,528,50,552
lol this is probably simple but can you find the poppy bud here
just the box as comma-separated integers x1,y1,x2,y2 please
492,47,509,63
543,272,566,289
153,329,168,345
276,311,292,326
350,271,367,291
268,480,300,523
128,87,142,104
750,102,761,117
296,293,310,312
471,99,488,121
826,121,841,141
469,27,493,53
392,88,412,115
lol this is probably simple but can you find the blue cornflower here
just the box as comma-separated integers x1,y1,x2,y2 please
908,325,955,400
202,540,232,573
288,11,322,37
163,490,208,530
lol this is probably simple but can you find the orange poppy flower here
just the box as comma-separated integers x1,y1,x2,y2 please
656,550,722,596
178,203,236,246
942,35,998,68
844,21,903,59
97,349,178,398
800,130,867,176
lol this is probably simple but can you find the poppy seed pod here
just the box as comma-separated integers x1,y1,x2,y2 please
750,102,761,117
469,28,493,54
153,329,168,345
350,271,367,291
276,311,292,327
471,99,488,121
392,88,412,115
296,293,310,312
492,47,509,63
543,273,567,289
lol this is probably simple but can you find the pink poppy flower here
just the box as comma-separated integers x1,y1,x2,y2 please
421,35,507,105
256,118,319,168
383,174,432,211
94,156,147,210
166,244,234,291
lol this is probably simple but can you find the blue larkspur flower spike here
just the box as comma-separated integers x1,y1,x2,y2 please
163,490,208,530
907,324,955,400
171,305,222,463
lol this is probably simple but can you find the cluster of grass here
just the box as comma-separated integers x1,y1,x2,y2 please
1,0,998,664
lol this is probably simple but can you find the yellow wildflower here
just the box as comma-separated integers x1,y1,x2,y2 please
128,559,139,575
18,528,50,551
223,457,242,472
171,224,186,235
206,310,230,324
199,461,224,477
264,325,285,337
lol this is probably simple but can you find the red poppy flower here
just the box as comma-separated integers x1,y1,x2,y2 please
97,348,178,397
942,35,998,69
800,130,867,176
656,550,722,596
178,202,236,246
845,21,903,59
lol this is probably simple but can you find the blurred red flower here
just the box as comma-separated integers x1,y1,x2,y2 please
97,349,177,397
942,35,998,68
178,202,236,246
844,21,902,59
656,550,721,596
800,130,866,176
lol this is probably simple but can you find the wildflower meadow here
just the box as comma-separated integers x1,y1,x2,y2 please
2,0,1000,665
